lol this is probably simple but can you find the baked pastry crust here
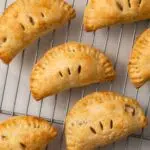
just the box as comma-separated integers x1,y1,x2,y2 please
84,0,150,31
0,116,57,150
128,28,150,88
0,0,75,64
65,91,147,150
30,42,116,100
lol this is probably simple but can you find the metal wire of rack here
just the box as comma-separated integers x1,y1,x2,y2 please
0,0,150,150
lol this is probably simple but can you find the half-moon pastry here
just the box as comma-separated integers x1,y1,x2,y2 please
65,91,147,150
0,0,76,63
128,28,150,88
84,0,150,31
0,116,57,150
30,42,116,100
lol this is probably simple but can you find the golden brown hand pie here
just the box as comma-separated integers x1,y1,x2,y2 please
128,28,150,88
0,0,75,64
65,91,147,150
0,116,57,150
84,0,150,31
30,42,116,100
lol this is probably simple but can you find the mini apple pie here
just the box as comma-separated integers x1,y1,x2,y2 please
0,0,75,64
30,42,116,100
84,0,150,31
128,28,150,88
65,91,147,150
0,116,57,150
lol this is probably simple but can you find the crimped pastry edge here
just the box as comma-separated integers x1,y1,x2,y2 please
30,42,116,100
128,28,150,88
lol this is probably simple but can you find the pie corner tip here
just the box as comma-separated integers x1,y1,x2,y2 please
83,24,97,32
0,55,12,64
71,9,76,19
128,73,145,89
63,0,76,20
142,116,148,128
134,83,143,89
31,91,43,101
111,69,116,80
51,126,58,137
30,80,43,101
84,25,93,32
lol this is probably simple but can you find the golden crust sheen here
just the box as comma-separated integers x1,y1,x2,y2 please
0,0,76,64
0,116,57,150
30,42,116,100
128,28,150,88
84,0,150,31
65,91,147,150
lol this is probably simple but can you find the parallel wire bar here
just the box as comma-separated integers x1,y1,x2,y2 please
109,24,124,150
42,31,57,150
39,30,56,118
123,22,138,150
109,24,124,91
96,27,110,92
48,30,57,124
44,32,56,150
37,31,57,146
26,38,41,114
95,27,110,150
59,0,84,149
0,0,9,109
11,50,25,115
47,0,77,135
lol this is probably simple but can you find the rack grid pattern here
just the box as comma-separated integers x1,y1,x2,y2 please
0,0,150,149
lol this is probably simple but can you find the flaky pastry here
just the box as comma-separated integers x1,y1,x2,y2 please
128,28,150,88
84,0,150,31
30,42,115,100
0,0,75,63
65,91,147,150
0,116,57,150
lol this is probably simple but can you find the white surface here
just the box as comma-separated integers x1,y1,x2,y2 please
0,0,150,149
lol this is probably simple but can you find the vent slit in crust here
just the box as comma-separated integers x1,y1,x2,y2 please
90,127,96,134
41,12,45,18
2,37,7,43
28,16,35,25
139,0,142,5
78,65,82,74
116,1,123,11
20,143,26,149
99,121,104,130
110,120,113,129
59,71,63,77
68,68,71,75
128,0,131,8
20,23,25,31
1,135,7,140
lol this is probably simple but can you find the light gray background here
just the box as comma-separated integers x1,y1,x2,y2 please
0,0,150,149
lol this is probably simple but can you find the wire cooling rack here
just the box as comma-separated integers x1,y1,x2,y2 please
0,0,150,149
